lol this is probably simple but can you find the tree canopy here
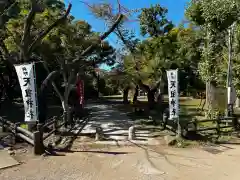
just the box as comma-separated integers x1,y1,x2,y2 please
1,0,240,117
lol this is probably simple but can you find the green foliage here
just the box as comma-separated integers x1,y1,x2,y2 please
186,0,239,32
2,1,115,69
3,0,240,110
185,0,239,86
100,3,206,96
139,4,174,37
0,0,120,107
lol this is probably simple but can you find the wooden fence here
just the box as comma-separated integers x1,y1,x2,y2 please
0,117,36,151
161,114,239,137
0,116,65,155
183,116,238,136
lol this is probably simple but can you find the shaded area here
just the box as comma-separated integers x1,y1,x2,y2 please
0,100,24,123
45,99,165,153
100,96,240,146
78,102,134,141
46,114,91,152
52,149,133,155
0,99,62,123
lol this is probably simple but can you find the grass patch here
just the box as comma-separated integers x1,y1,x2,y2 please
106,95,235,141
111,96,204,125
217,135,232,142
20,124,28,129
175,139,199,148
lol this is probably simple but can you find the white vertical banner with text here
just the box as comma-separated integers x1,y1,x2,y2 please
14,63,38,122
167,69,179,120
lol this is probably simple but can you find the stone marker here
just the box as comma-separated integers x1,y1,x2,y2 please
95,127,103,141
128,126,136,140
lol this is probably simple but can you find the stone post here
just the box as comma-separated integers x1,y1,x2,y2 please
95,127,103,141
128,126,136,140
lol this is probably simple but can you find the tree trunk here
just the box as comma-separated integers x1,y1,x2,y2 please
123,87,130,104
156,81,164,105
206,81,211,109
133,85,139,103
205,81,215,117
62,73,72,127
2,63,16,101
38,71,61,124
63,71,75,127
63,83,70,127
139,80,162,110
147,89,155,110
38,90,47,124
42,62,64,102
156,89,164,113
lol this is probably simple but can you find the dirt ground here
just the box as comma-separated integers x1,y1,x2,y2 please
1,143,240,180
1,100,240,180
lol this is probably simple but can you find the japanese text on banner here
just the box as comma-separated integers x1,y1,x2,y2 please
167,69,179,120
14,63,38,122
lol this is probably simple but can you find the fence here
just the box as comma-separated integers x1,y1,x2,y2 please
0,116,65,155
160,114,239,138
182,116,238,136
0,117,35,150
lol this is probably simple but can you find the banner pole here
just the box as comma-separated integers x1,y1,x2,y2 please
33,62,39,122
176,69,181,138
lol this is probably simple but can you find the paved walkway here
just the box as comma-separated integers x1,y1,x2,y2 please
78,102,156,143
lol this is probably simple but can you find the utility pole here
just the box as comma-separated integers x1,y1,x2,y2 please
227,23,235,116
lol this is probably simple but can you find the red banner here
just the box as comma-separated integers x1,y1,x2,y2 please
76,79,84,105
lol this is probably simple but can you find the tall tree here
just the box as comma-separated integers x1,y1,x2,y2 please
186,0,240,113
139,4,174,37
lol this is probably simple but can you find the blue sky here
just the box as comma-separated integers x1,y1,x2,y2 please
64,0,189,70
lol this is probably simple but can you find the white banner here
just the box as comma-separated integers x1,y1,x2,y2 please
14,63,38,122
167,69,179,120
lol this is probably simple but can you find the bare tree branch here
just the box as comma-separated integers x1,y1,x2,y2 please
100,14,123,41
75,0,125,62
79,1,94,9
72,14,123,64
40,70,59,90
42,61,64,101
28,3,72,55
116,0,121,13
115,27,135,53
